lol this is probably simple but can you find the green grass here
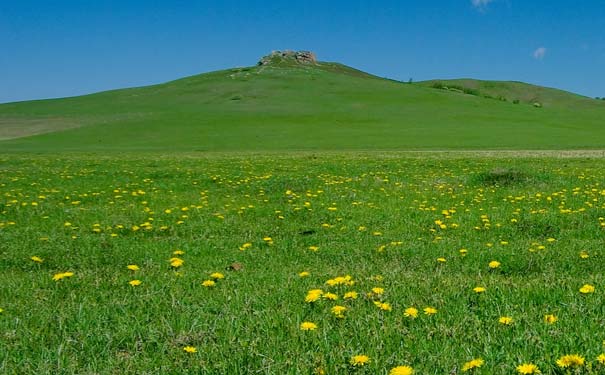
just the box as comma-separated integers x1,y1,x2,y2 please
1,60,604,152
2,152,605,374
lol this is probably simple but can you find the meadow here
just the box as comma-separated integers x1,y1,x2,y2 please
1,152,605,374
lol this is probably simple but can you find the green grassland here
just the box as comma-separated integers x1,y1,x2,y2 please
2,153,605,374
1,58,604,152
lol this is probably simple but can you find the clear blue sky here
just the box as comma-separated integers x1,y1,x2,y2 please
1,0,604,103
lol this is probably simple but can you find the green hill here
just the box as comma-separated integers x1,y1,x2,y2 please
1,52,604,152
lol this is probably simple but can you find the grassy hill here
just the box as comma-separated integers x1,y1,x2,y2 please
1,55,604,152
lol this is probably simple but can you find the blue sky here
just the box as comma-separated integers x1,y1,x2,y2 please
1,0,604,103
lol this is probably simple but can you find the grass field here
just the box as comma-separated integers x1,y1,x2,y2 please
2,152,605,374
1,59,605,152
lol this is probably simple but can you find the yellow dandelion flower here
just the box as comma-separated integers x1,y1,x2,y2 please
437,257,446,263
371,287,385,295
308,245,319,252
170,258,184,268
556,354,585,368
128,279,142,286
173,250,185,255
30,256,43,263
579,251,589,259
305,289,323,303
488,260,501,269
52,272,74,281
544,314,558,324
596,354,605,364
579,284,595,294
239,242,252,251
343,291,358,300
390,366,414,375
459,249,468,256
127,264,139,271
350,355,370,367
375,302,392,311
201,280,215,287
323,292,338,301
423,307,438,315
404,307,418,318
462,358,484,371
300,321,318,331
331,305,347,318
516,363,540,374
473,287,486,293
299,271,310,277
183,346,197,353
499,316,514,325
210,272,225,280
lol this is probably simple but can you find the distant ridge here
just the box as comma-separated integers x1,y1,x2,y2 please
0,51,604,152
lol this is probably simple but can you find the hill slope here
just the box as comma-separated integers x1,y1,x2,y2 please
1,56,604,152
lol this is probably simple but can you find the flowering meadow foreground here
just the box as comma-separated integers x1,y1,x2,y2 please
2,152,605,374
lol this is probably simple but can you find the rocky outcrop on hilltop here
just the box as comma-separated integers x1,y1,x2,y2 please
258,50,317,66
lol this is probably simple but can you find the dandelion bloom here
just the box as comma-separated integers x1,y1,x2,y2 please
371,287,385,295
459,249,468,256
323,292,338,301
170,258,184,268
210,272,225,280
556,354,585,368
488,261,501,269
473,287,486,293
424,307,438,315
331,305,347,318
183,346,197,353
499,316,514,325
390,365,414,375
343,291,358,300
300,322,318,331
374,301,392,311
544,314,557,324
201,280,215,287
299,271,310,277
350,355,370,367
517,363,540,374
128,279,142,286
305,289,323,303
462,358,484,371
579,284,595,294
596,354,605,364
173,250,185,255
31,256,43,263
52,272,74,281
126,264,139,271
404,307,418,318
437,257,446,263
308,246,319,252
579,251,589,259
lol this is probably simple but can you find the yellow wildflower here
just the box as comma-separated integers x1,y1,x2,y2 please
52,272,74,281
390,365,414,375
350,355,370,367
423,307,438,315
488,261,501,269
331,305,347,318
596,354,605,364
462,358,484,371
404,307,418,318
31,256,43,263
299,271,310,277
344,291,358,300
544,314,557,324
579,284,595,294
128,279,142,286
300,321,318,331
516,363,540,374
473,287,486,293
126,264,139,271
201,280,215,287
556,354,585,368
305,289,323,303
170,258,184,268
371,287,385,295
173,250,185,255
499,316,514,325
183,346,197,353
210,272,225,280
323,292,338,300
